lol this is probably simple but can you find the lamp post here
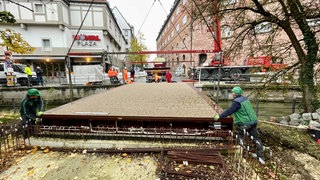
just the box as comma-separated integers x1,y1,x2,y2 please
66,56,74,101
46,59,49,81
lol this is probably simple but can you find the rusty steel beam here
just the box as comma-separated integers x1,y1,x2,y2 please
42,114,232,123
41,115,233,131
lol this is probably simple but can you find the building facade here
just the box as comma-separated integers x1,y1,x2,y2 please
156,0,320,77
0,0,129,80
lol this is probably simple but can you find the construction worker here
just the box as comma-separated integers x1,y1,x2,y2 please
214,86,265,164
107,67,114,84
122,67,128,83
20,88,44,138
24,64,33,87
154,73,160,83
113,68,119,83
165,70,172,83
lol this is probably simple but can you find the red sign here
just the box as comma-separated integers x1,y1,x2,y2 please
73,34,101,41
73,34,101,46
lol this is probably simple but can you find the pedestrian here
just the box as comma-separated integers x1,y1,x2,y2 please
213,86,265,164
35,66,44,86
122,67,128,84
24,64,33,87
165,70,172,83
130,68,135,82
20,88,44,138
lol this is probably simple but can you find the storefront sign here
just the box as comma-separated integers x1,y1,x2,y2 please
73,34,101,46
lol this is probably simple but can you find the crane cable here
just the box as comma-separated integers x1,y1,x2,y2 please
66,0,95,101
136,0,156,37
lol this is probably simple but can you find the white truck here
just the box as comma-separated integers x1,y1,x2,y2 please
0,62,37,86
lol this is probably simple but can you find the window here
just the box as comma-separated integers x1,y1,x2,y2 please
42,39,52,51
109,20,112,29
223,0,237,5
34,4,44,13
183,0,187,5
0,64,4,71
176,6,180,15
182,15,187,25
176,24,180,32
307,18,320,27
171,30,175,37
255,22,272,33
125,30,128,36
221,26,232,38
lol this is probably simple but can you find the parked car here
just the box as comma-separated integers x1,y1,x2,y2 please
0,62,38,86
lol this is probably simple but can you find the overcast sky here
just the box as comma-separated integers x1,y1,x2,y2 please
108,0,174,59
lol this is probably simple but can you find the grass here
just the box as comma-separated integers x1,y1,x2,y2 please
0,111,20,124
259,122,320,160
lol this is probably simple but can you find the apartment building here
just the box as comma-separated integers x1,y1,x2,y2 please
0,0,128,78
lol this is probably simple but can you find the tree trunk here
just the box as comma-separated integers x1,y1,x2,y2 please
300,59,316,112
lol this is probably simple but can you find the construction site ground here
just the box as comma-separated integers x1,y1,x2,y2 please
1,143,320,180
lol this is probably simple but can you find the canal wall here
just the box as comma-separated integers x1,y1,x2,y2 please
0,82,302,106
0,84,120,105
195,82,302,102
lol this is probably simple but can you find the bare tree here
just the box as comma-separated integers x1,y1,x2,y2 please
190,0,319,112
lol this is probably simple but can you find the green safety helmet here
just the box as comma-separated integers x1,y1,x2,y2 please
27,88,40,96
231,86,243,95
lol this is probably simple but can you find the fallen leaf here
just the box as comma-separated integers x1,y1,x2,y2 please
27,169,35,176
209,165,215,170
122,153,128,157
268,171,276,178
82,149,87,154
174,167,180,171
43,148,49,153
183,161,189,166
185,170,192,174
126,158,132,163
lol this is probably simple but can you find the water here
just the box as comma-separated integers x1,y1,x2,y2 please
217,101,303,121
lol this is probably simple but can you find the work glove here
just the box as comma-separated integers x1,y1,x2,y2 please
35,118,41,124
214,115,220,121
37,111,43,117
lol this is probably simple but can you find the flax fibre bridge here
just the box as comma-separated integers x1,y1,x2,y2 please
38,83,233,141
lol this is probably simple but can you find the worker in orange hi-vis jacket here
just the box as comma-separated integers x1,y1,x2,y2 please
107,67,114,84
122,67,128,83
154,73,160,83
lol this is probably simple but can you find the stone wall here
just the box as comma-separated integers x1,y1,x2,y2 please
0,85,119,105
